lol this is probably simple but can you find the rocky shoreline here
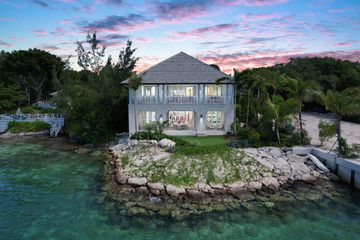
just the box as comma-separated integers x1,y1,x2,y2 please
0,130,49,139
104,139,341,219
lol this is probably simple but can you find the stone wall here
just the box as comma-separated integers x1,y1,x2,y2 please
293,146,360,189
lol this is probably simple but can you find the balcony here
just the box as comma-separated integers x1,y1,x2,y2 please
205,96,225,104
166,96,197,104
137,96,157,104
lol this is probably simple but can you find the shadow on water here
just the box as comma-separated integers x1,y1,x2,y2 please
0,139,360,239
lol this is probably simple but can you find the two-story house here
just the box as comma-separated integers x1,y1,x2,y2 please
125,52,235,136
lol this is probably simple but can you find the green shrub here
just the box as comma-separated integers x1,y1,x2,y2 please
21,106,36,114
280,130,311,147
130,132,191,146
38,108,57,114
7,121,50,133
318,120,337,145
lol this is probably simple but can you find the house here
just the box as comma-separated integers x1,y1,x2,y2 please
125,52,235,136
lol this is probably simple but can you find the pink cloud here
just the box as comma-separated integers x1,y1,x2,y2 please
195,49,360,73
218,0,288,6
171,23,239,38
239,13,281,21
328,8,353,13
135,37,152,42
59,19,71,24
32,29,48,37
0,40,12,47
333,40,360,47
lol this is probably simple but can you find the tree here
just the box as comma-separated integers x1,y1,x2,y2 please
128,74,143,133
0,82,27,113
262,95,299,144
280,76,317,144
1,49,64,104
115,40,139,81
319,88,360,154
76,32,106,74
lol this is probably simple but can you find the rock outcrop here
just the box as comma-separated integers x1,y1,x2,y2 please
107,140,334,219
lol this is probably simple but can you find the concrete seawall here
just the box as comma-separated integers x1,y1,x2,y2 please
293,146,360,189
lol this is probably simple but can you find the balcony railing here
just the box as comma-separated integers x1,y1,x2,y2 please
166,96,197,104
205,96,225,104
137,96,157,104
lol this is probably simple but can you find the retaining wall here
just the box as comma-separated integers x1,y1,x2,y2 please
293,146,360,189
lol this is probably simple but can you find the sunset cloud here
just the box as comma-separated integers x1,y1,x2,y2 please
79,14,152,33
0,40,12,47
196,49,360,73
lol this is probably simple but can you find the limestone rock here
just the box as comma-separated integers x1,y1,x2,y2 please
261,177,280,190
136,186,149,194
186,189,205,200
227,181,246,189
128,177,147,186
147,182,165,191
115,172,128,185
166,184,186,196
158,138,176,148
150,140,158,145
248,181,262,192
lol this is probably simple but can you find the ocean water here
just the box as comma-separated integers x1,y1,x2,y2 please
0,142,360,240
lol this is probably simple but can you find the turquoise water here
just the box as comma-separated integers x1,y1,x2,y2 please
1,142,360,240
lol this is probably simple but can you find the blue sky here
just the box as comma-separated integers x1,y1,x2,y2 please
0,0,359,73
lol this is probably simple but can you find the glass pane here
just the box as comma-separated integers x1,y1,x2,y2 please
168,111,194,130
139,111,156,129
206,111,224,129
142,86,155,96
206,85,222,96
167,85,195,96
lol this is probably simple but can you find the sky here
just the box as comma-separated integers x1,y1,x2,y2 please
0,0,360,74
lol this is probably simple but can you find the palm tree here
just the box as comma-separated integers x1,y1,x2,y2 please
262,95,299,144
281,76,317,144
128,74,142,134
319,88,360,154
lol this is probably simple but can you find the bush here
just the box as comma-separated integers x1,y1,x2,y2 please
21,106,36,114
130,132,191,146
235,128,261,147
7,121,50,133
280,130,311,147
318,120,336,145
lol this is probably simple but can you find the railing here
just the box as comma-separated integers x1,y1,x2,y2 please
137,96,157,104
166,96,197,104
204,96,225,104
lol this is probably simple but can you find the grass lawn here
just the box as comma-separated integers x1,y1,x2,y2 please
178,135,229,147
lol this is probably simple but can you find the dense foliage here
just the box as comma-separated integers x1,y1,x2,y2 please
234,57,360,150
0,49,64,112
7,121,50,133
55,36,137,143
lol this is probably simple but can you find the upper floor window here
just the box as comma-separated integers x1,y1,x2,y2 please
167,85,196,96
141,85,156,96
205,85,222,96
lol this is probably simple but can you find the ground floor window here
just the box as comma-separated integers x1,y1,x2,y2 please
168,111,194,130
206,111,224,129
138,111,156,129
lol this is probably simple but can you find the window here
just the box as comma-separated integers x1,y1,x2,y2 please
206,111,224,129
139,111,156,129
205,85,222,96
167,85,195,96
141,85,156,96
168,111,194,130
